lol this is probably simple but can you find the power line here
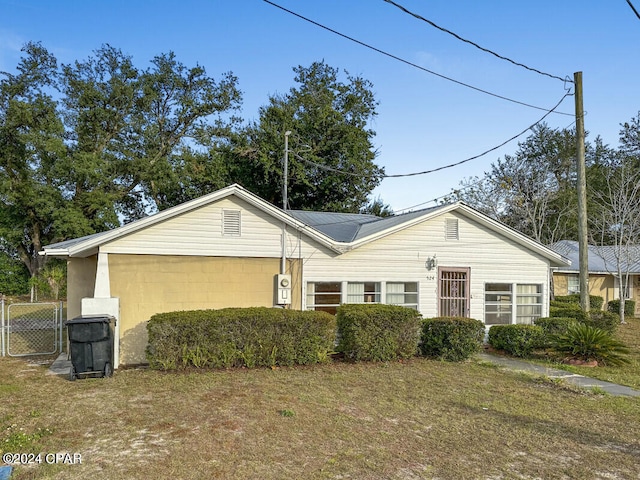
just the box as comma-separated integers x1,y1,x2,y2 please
263,0,573,116
383,0,571,83
626,0,640,20
294,90,573,180
392,116,580,213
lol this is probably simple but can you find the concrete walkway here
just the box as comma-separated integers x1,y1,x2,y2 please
46,352,71,376
478,352,640,397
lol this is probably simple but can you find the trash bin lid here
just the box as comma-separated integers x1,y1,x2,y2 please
65,315,116,326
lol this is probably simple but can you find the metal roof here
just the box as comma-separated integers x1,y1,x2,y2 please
549,240,640,274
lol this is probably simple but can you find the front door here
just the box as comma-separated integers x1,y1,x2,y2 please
438,267,470,317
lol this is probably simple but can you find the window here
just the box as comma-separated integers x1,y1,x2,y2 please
222,209,241,236
307,282,341,315
516,284,543,324
386,282,419,309
445,218,459,240
347,282,380,303
484,283,543,325
485,283,512,325
306,281,419,313
567,274,580,294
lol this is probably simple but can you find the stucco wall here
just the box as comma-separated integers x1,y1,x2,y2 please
107,254,301,365
552,272,638,313
66,256,97,320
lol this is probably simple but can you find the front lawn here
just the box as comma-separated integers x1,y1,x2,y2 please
532,316,640,389
1,352,639,479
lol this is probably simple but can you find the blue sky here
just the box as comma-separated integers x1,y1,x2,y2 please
2,0,639,212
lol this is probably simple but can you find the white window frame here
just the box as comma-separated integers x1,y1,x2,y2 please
306,281,419,312
567,274,580,294
484,283,544,325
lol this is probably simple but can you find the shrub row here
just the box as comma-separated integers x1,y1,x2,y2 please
549,300,620,334
148,304,490,369
553,294,604,311
146,307,336,370
607,299,636,316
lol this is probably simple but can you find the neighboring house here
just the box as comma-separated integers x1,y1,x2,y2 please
550,240,640,314
42,184,569,366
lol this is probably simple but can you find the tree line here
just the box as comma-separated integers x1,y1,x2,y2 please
0,42,384,293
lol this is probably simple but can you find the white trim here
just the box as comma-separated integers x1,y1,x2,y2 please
41,186,569,268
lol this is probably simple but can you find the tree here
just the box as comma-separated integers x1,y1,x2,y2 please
60,46,242,219
1,43,242,283
228,61,384,212
450,124,581,244
590,155,640,323
0,42,67,281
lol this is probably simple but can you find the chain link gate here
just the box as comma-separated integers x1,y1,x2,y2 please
1,299,63,357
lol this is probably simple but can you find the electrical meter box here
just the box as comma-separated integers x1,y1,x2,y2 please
275,274,292,305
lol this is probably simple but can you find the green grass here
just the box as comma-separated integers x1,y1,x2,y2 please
1,351,639,479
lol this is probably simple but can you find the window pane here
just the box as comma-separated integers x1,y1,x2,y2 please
485,283,512,325
386,282,418,308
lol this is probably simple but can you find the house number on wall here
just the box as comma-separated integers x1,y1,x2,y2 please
425,275,436,281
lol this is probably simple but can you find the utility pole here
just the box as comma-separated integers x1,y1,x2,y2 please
283,131,291,210
574,72,590,312
281,131,291,276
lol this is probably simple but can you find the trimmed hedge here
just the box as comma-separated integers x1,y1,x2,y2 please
583,310,620,335
420,317,485,361
336,304,422,362
549,302,588,322
549,301,620,334
607,299,636,317
146,307,336,370
553,294,604,310
488,324,545,357
534,317,577,336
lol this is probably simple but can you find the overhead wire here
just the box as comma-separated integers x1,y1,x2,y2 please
262,0,573,116
392,116,581,213
382,0,571,83
293,90,573,180
626,0,640,20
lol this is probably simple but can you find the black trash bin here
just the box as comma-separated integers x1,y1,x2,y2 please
66,315,116,381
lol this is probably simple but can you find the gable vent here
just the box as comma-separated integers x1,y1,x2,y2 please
222,209,241,236
445,218,459,240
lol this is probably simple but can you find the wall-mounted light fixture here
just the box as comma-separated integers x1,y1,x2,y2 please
425,255,438,271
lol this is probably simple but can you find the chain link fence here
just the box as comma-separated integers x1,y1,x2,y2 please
1,298,64,357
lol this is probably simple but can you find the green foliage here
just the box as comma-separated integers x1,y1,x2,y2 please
1,424,53,455
1,42,241,279
228,61,383,212
488,324,545,358
549,302,588,322
583,310,620,335
607,299,636,317
336,304,422,362
0,252,29,295
554,294,604,310
146,307,336,370
534,317,577,336
420,317,485,361
552,323,630,366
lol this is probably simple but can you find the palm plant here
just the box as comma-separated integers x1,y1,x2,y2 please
552,323,630,366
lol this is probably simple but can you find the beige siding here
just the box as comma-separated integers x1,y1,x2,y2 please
108,254,302,365
302,212,551,320
66,256,97,320
102,197,291,258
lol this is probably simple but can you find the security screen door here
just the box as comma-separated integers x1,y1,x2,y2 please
438,268,470,317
